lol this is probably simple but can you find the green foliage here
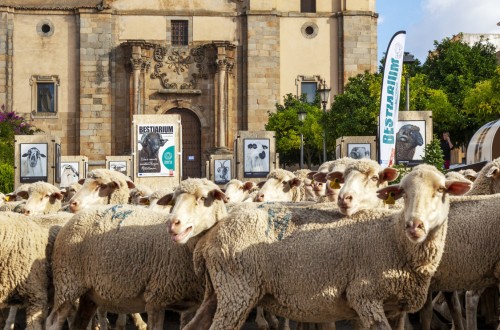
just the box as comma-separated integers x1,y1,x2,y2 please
390,163,412,184
265,94,323,167
0,163,14,193
422,135,445,173
463,66,500,127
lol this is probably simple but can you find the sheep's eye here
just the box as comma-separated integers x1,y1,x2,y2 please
45,194,50,198
437,187,446,193
200,196,206,202
371,176,378,182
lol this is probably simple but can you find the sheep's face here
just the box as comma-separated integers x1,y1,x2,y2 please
378,165,471,244
22,186,63,216
484,165,500,193
223,180,254,203
337,166,399,216
69,178,132,213
168,186,228,244
254,176,301,202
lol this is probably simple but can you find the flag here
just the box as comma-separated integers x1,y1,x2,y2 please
378,31,406,167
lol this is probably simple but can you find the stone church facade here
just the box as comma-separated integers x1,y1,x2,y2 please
0,0,378,178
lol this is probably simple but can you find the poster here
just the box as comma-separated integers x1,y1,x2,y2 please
20,143,48,183
137,124,175,177
214,159,231,184
60,162,79,188
244,138,270,178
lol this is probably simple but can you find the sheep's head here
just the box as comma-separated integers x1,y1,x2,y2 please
335,159,399,215
168,178,228,244
21,182,63,215
223,179,255,203
377,164,470,243
254,169,301,202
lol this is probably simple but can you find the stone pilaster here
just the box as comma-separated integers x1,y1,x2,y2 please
0,11,14,111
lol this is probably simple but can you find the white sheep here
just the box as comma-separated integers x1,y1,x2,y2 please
60,182,82,204
68,169,135,213
169,164,470,329
312,157,359,203
138,187,174,212
128,184,154,205
222,179,256,203
46,178,228,330
16,181,64,215
253,169,302,202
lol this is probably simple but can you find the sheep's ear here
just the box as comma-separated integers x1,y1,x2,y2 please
138,196,151,206
289,178,301,188
326,171,344,186
78,178,86,185
485,166,499,178
17,191,29,199
156,193,174,206
126,180,136,189
379,167,399,183
51,192,64,201
211,189,228,203
313,172,328,183
306,171,318,180
243,181,255,191
376,185,403,204
257,181,266,189
445,180,471,196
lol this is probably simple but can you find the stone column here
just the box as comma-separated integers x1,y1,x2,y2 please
130,46,143,115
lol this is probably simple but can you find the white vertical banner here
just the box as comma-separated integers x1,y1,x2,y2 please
378,31,406,167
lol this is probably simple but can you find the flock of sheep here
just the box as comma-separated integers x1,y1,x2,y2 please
0,157,498,330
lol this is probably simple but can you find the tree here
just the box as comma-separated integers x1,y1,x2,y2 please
422,135,445,173
265,94,323,168
463,66,500,127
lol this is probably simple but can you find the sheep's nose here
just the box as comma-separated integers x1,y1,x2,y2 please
254,193,264,202
169,217,181,232
69,201,80,213
23,209,30,216
338,194,352,207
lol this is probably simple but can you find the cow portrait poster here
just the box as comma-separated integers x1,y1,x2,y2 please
214,159,231,184
109,161,127,175
137,124,175,177
348,143,371,160
20,143,48,183
60,162,79,188
395,120,426,164
244,138,270,178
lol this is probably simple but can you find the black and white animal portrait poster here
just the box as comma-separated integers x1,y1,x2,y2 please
214,159,231,184
244,138,270,178
348,143,371,160
137,124,175,177
395,120,426,163
20,143,48,183
109,161,127,175
60,162,79,188
55,143,61,183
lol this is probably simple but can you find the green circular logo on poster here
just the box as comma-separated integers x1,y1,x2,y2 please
162,146,175,171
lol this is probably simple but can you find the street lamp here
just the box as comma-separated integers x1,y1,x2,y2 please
317,81,331,163
403,52,416,111
298,107,307,169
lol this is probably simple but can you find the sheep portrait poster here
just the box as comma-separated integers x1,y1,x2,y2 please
109,161,127,175
395,120,426,163
244,138,270,178
348,143,371,160
60,162,79,188
137,124,175,177
20,143,48,183
214,159,231,184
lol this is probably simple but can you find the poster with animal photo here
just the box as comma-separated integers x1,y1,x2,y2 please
109,161,127,175
60,162,80,188
20,143,48,183
244,139,270,178
55,143,61,183
214,159,231,184
137,124,175,177
395,120,426,163
348,143,371,160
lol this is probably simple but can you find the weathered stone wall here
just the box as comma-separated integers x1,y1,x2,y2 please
0,11,13,111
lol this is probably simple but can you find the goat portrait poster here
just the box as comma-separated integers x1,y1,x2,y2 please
109,161,127,175
348,143,371,160
60,162,79,188
214,159,231,184
395,120,426,163
137,124,175,177
244,138,270,178
20,143,48,183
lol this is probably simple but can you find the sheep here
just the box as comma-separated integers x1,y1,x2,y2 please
395,124,424,161
46,178,228,330
222,179,256,203
137,187,174,212
60,182,82,204
0,212,55,330
253,169,301,202
333,158,399,215
293,169,318,202
129,184,154,205
169,164,470,330
15,181,64,215
458,168,478,182
465,157,500,195
21,147,46,177
68,169,135,213
312,157,359,203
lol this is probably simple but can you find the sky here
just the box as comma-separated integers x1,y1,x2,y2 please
376,0,500,64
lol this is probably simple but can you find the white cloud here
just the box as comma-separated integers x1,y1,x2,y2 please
378,15,385,25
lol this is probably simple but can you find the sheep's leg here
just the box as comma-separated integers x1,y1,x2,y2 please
465,289,484,330
182,293,217,330
277,316,291,330
96,308,108,330
179,310,197,329
72,295,98,330
145,310,164,330
46,301,74,330
419,292,434,330
443,291,465,330
3,307,17,330
254,307,269,329
349,300,391,330
130,313,147,330
115,314,127,330
264,309,280,329
25,302,47,330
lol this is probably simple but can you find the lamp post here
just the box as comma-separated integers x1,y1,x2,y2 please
403,52,416,111
317,81,331,163
298,107,307,169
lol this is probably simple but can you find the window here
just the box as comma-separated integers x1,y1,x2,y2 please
301,82,317,104
30,75,59,117
301,0,316,13
171,20,188,46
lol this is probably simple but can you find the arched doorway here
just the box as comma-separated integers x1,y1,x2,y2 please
167,108,202,179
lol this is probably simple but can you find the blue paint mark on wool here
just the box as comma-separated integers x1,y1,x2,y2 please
103,205,134,228
257,203,292,241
